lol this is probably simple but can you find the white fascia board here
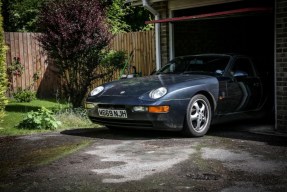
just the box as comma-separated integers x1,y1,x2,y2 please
127,0,167,6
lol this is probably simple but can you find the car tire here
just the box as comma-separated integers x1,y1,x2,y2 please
182,94,212,137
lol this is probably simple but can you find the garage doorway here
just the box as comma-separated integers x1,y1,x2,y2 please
173,1,275,120
173,1,274,73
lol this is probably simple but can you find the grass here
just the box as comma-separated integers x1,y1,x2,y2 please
4,99,67,112
0,99,95,136
55,108,94,129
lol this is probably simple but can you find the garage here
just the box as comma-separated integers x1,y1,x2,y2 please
131,0,287,132
171,1,275,118
147,1,274,95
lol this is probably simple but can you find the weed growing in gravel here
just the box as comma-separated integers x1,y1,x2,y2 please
54,107,94,128
18,107,61,130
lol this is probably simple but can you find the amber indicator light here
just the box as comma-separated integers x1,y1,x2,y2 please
148,106,170,113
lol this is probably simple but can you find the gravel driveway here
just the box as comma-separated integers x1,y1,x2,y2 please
1,123,287,192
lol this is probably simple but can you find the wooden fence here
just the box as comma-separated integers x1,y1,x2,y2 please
4,33,48,96
4,31,155,98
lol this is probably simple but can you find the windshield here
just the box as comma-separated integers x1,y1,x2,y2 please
156,55,230,76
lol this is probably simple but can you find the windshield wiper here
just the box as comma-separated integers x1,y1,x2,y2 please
156,72,175,75
183,71,204,74
183,71,214,75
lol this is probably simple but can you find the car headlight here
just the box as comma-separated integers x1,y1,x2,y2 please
149,87,167,99
90,86,104,96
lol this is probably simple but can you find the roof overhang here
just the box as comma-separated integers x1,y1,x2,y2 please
145,7,273,24
126,0,167,6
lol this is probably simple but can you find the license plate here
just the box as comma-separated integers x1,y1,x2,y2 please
98,109,128,118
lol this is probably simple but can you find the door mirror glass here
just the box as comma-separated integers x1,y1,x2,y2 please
234,70,248,77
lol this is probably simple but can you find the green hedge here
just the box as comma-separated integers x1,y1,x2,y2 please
0,2,8,122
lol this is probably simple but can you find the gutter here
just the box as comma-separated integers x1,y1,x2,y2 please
142,0,161,70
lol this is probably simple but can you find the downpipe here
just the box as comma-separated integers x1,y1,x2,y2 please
142,0,161,71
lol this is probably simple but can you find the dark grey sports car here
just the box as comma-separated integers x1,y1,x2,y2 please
86,54,267,137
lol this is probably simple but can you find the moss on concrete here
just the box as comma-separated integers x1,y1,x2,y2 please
0,139,92,178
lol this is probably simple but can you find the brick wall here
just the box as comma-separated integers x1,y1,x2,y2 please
276,0,287,132
153,1,169,66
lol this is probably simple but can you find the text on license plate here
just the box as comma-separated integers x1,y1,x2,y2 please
98,109,128,118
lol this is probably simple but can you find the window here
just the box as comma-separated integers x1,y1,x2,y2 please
231,58,255,77
157,56,230,75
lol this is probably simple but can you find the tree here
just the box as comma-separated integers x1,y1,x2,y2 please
0,2,8,122
104,0,152,33
37,0,120,107
2,0,152,33
2,0,42,32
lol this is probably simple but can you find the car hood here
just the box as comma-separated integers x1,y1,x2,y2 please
101,74,212,96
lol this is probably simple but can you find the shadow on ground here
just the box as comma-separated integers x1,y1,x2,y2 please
61,122,287,146
61,127,184,141
4,104,41,112
208,122,287,147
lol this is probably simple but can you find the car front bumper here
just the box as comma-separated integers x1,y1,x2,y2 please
86,96,189,131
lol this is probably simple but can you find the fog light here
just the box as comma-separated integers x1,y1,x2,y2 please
85,103,95,109
133,106,148,112
148,106,170,113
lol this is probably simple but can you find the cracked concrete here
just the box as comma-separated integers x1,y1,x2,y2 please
0,123,287,191
85,141,196,183
201,148,284,173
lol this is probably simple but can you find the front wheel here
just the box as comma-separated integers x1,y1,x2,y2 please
182,94,212,137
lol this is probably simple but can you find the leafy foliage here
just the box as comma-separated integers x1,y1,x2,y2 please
0,3,8,122
54,107,93,128
97,50,127,81
18,107,61,130
13,88,36,102
2,0,42,32
101,50,126,67
7,57,24,76
6,56,40,97
104,0,153,33
37,0,129,107
2,0,152,33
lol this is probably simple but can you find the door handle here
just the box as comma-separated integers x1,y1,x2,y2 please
253,83,260,87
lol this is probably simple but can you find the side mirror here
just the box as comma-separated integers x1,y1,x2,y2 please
234,70,248,77
215,69,224,75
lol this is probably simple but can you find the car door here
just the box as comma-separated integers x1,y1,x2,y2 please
216,57,263,115
216,76,242,114
228,57,263,112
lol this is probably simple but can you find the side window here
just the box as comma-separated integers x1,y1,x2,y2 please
158,63,175,73
231,58,255,77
